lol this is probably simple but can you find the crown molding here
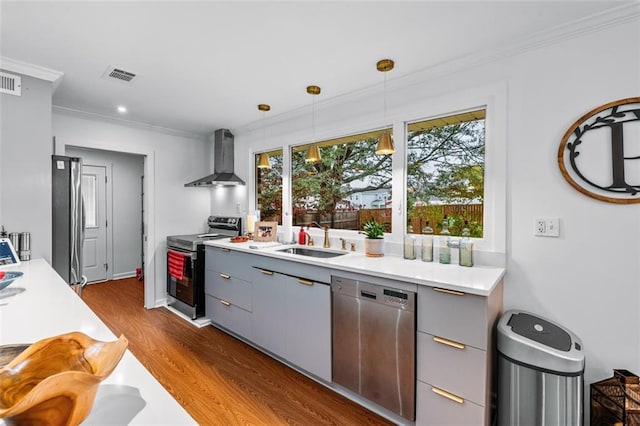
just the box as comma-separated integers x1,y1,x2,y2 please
0,56,64,90
52,105,207,141
484,2,640,65
389,2,640,92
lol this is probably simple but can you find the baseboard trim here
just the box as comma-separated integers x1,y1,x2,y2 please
164,305,212,328
112,272,136,280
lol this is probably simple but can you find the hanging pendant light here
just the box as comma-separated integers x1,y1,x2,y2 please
375,59,395,155
306,143,321,163
257,153,270,168
305,85,322,163
376,131,395,155
257,104,271,169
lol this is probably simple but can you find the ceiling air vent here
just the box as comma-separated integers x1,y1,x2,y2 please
0,71,21,96
102,66,137,83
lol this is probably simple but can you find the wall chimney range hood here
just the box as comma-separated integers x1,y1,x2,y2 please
185,128,246,187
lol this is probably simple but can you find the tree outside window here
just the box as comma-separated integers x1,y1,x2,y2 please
291,130,393,231
255,150,283,224
406,109,485,237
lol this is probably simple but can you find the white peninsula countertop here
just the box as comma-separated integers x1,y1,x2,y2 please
205,240,505,296
0,259,196,425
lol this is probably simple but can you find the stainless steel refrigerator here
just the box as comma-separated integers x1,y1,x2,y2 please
52,155,87,293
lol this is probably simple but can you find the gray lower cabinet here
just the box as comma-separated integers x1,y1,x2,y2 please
282,273,331,381
251,265,331,382
205,294,252,339
416,380,485,425
251,268,287,358
205,246,331,383
204,246,253,340
416,282,503,426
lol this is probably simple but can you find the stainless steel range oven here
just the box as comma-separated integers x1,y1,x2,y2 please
166,216,241,319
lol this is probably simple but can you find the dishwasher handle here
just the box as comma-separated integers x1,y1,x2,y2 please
360,290,377,300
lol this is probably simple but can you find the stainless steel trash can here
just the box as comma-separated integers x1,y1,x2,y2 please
497,310,585,426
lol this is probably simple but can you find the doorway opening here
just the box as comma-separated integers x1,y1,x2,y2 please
66,147,145,285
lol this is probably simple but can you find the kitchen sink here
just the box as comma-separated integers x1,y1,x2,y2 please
277,247,347,258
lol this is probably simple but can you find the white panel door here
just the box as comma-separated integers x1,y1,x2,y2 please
82,165,107,282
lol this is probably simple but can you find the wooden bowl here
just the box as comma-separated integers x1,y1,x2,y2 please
0,331,128,425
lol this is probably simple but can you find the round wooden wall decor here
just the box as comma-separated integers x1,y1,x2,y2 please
558,97,640,204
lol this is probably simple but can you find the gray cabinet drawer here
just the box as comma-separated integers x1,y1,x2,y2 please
206,295,252,340
416,380,485,426
417,331,486,406
205,273,252,312
418,286,488,349
252,256,331,284
205,246,253,282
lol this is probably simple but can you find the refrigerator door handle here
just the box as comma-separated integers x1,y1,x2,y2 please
81,199,86,243
69,158,83,285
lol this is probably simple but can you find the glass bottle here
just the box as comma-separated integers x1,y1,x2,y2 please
439,215,451,264
403,235,416,260
421,221,434,262
459,220,473,267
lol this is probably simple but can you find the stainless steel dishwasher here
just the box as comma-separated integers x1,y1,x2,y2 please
331,275,416,421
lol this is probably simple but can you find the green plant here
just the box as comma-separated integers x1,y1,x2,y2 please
362,220,385,239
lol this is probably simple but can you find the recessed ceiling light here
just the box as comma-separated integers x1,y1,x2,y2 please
117,105,127,114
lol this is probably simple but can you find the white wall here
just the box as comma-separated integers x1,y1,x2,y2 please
503,21,640,385
229,16,640,397
66,147,144,279
53,111,211,308
0,73,52,260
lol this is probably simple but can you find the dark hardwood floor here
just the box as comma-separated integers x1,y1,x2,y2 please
83,278,393,425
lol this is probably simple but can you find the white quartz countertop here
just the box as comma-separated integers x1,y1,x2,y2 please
0,259,196,425
205,240,505,296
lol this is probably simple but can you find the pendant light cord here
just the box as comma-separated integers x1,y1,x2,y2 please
383,71,387,127
312,94,316,142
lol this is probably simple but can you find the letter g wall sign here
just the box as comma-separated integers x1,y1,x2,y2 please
558,97,640,204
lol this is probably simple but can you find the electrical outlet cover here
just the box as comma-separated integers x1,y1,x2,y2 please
534,217,560,237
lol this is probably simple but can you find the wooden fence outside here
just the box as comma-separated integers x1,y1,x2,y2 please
407,204,483,235
291,204,483,235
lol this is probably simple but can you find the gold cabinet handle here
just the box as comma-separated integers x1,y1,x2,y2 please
433,287,465,296
433,336,466,350
219,299,231,307
220,273,231,279
260,270,274,275
432,386,464,404
221,248,230,252
297,278,314,286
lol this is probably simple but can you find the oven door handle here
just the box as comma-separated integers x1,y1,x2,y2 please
168,248,197,261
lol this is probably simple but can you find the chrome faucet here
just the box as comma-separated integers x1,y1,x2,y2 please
308,222,330,248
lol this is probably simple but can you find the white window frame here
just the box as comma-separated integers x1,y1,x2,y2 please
390,83,507,254
247,82,507,255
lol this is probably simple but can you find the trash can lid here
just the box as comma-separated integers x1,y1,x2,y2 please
508,312,571,351
497,310,584,375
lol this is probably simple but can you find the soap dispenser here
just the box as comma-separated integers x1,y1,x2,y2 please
298,227,306,245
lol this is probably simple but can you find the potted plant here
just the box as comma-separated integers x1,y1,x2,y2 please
362,220,385,258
